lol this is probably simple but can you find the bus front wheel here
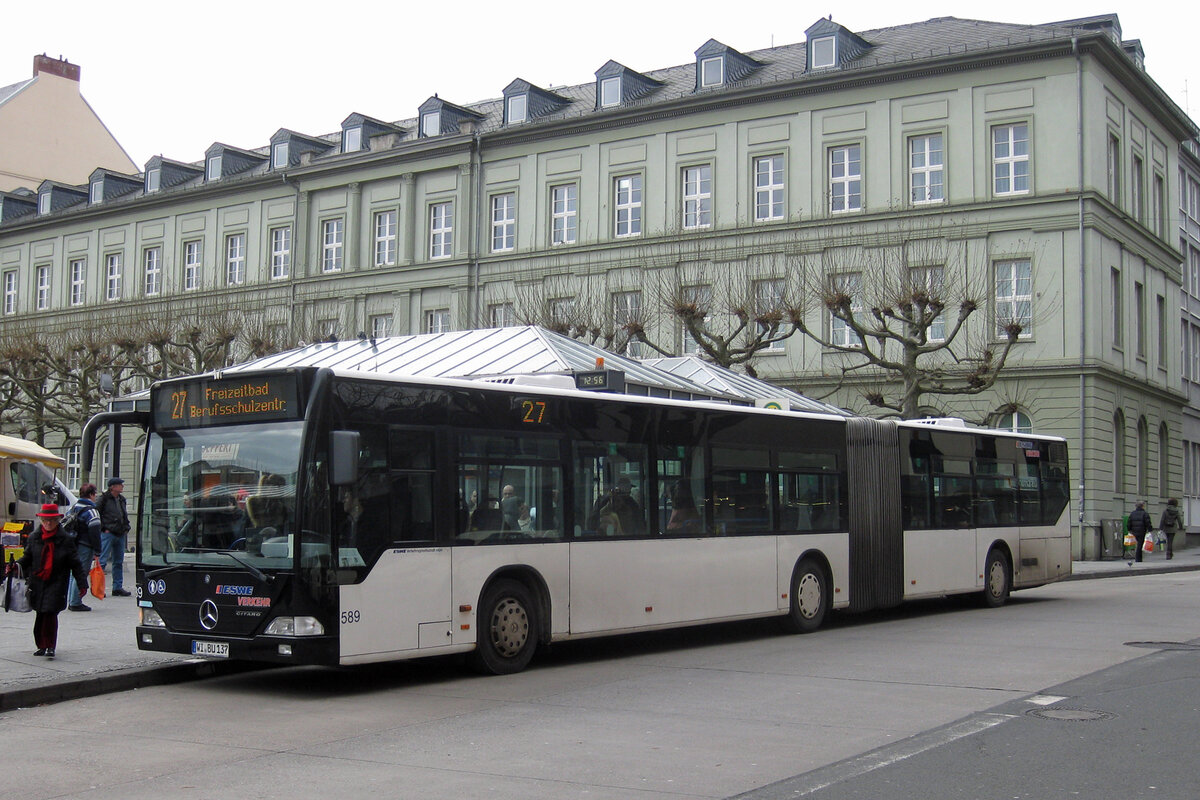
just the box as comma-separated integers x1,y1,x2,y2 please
980,548,1011,608
470,578,538,675
780,558,829,634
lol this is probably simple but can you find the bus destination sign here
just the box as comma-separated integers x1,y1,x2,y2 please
155,375,300,429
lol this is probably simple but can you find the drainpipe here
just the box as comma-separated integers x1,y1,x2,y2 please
1074,37,1089,557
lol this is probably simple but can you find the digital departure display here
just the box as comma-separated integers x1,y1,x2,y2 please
513,397,550,425
154,375,301,430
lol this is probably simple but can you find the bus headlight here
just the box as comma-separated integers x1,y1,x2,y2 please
264,616,325,636
140,608,166,628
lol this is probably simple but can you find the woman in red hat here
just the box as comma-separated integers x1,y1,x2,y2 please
16,503,89,660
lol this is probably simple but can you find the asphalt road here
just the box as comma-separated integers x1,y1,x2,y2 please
6,570,1200,800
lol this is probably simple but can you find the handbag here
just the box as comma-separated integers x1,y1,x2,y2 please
3,563,33,613
89,557,106,600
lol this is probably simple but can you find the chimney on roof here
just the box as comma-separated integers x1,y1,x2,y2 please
33,54,81,82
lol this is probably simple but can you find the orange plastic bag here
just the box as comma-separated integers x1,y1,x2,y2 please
89,557,106,599
1142,534,1154,554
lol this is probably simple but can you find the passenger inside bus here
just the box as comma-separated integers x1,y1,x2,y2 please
588,476,643,535
665,480,699,534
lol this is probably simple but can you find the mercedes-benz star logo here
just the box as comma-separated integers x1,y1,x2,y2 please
199,599,219,630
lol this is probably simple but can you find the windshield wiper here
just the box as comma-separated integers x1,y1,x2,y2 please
147,552,178,579
211,550,274,584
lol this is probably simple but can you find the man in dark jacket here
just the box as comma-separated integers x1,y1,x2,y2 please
67,483,103,611
97,477,131,596
16,504,88,659
1128,500,1154,563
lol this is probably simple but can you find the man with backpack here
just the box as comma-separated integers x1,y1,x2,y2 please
67,483,103,611
97,477,131,597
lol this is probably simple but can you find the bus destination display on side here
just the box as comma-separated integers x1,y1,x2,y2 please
154,375,301,429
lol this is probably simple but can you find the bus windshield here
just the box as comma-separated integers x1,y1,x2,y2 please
140,421,304,569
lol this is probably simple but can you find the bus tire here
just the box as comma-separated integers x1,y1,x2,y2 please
469,578,538,675
980,548,1011,608
780,558,828,634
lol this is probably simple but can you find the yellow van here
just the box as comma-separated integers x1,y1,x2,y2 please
1,434,76,561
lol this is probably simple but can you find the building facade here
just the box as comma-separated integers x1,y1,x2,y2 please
0,15,1195,555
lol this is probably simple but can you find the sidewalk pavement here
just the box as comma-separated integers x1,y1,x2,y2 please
4,546,1200,712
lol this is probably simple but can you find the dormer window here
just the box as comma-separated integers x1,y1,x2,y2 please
700,56,724,87
145,167,161,193
507,94,527,124
206,155,222,181
600,77,621,108
811,36,836,68
90,181,103,204
343,126,362,153
422,111,441,137
38,193,50,214
272,142,289,169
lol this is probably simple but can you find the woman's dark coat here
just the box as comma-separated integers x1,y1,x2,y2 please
16,527,88,615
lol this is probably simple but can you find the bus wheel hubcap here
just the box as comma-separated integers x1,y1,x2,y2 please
491,598,529,657
796,573,821,619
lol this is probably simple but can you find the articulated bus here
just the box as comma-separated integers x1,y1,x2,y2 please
89,366,1070,674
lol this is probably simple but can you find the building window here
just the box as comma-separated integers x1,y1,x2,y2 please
421,112,440,137
909,134,944,205
35,265,50,310
430,202,453,259
753,279,786,350
1131,155,1145,221
1107,133,1121,202
1160,423,1170,498
1137,417,1149,496
1112,268,1123,347
206,155,222,182
680,285,711,355
1135,282,1145,357
373,211,396,266
1153,173,1166,238
489,302,516,328
183,241,201,291
70,258,86,306
105,254,122,301
993,124,1030,196
271,227,291,279
612,290,644,356
700,56,723,87
272,142,288,169
490,194,515,252
754,155,784,221
551,184,577,245
829,145,862,213
995,410,1033,434
426,308,451,334
90,182,102,204
145,167,161,193
143,247,161,295
322,219,344,273
343,126,362,153
1158,294,1167,367
1114,411,1126,493
507,95,527,124
38,193,50,215
225,234,245,286
610,174,643,238
66,443,80,491
682,165,713,229
3,270,16,315
369,314,391,338
995,259,1032,337
910,266,945,341
600,77,621,107
811,36,836,68
829,273,862,348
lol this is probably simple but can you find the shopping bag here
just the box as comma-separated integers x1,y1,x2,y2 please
1155,530,1168,546
3,564,32,613
1142,533,1155,553
89,557,106,600
1123,532,1137,549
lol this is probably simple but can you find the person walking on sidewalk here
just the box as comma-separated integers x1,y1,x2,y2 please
67,483,102,611
16,504,88,659
97,477,131,596
1158,497,1185,560
1128,500,1154,563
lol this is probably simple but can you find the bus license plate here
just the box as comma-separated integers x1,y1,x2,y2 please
191,640,229,658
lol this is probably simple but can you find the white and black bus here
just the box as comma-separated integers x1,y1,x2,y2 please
86,365,1070,674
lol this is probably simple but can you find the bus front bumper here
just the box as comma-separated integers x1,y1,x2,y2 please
136,626,339,665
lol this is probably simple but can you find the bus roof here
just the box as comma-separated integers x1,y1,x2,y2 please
0,433,66,469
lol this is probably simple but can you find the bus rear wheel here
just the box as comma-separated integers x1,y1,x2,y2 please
470,578,538,675
780,558,828,634
980,548,1011,608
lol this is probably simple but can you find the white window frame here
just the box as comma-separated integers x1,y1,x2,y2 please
225,234,245,286
507,94,527,124
829,145,862,213
373,211,397,266
700,56,724,87
612,290,644,357
183,241,201,291
600,77,621,107
369,314,392,339
682,165,713,229
551,184,577,245
322,219,344,273
681,285,712,355
342,127,362,153
143,247,162,296
753,155,785,222
490,193,515,252
105,253,122,301
994,259,1033,338
489,302,516,328
753,278,787,350
206,155,222,182
38,193,50,215
271,227,291,279
36,265,51,310
425,308,451,334
829,272,862,349
614,174,642,237
430,202,453,259
69,258,86,306
811,36,836,68
3,270,17,315
910,266,945,342
992,123,1030,197
421,112,440,138
272,142,288,169
145,167,161,193
909,133,944,205
995,410,1033,434
90,182,103,204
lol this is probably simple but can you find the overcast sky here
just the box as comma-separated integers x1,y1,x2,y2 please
5,0,1196,169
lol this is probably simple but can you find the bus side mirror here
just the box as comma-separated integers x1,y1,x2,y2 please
329,431,360,487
